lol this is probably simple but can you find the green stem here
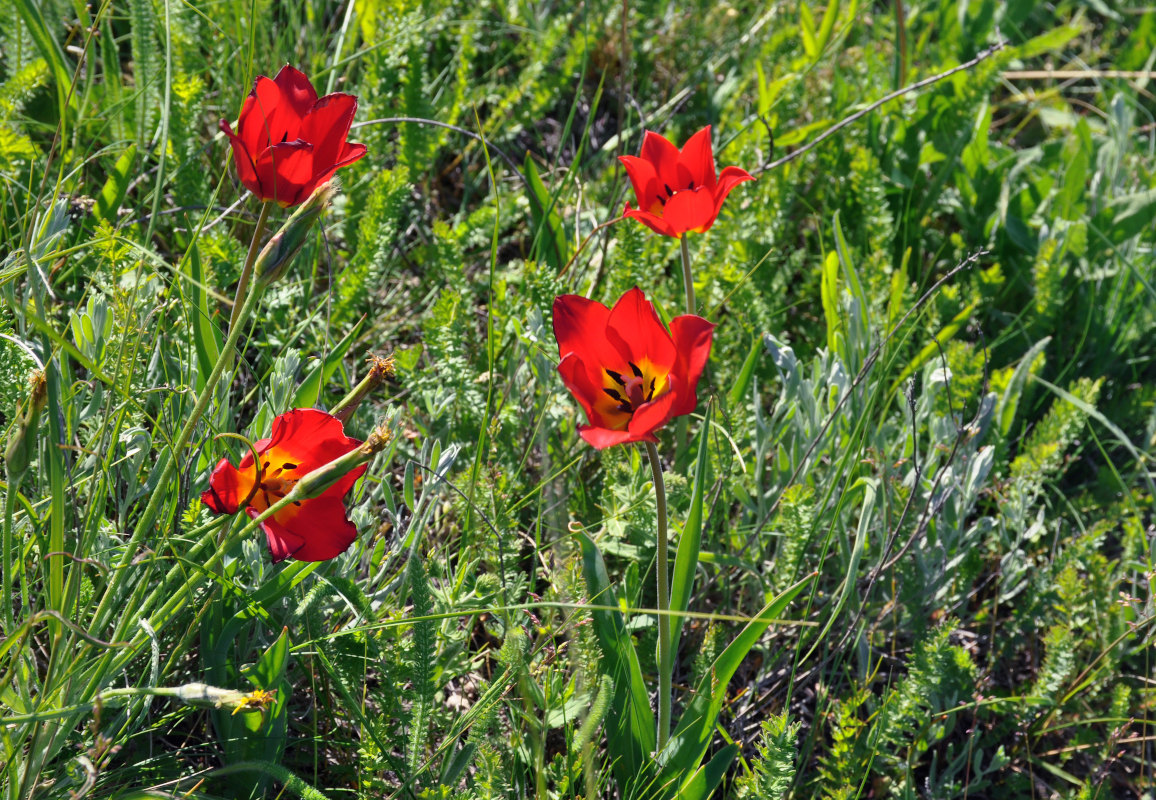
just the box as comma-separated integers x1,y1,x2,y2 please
679,235,696,316
227,201,272,336
645,440,671,751
89,224,271,635
3,473,18,634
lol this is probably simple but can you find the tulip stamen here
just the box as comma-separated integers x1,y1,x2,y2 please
603,388,626,403
664,183,674,197
606,369,626,386
629,362,643,378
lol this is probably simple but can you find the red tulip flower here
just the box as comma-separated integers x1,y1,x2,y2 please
220,65,367,207
201,409,367,562
553,288,714,449
618,126,754,238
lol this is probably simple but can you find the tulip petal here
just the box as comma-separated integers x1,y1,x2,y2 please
605,287,677,371
260,497,359,562
675,126,716,192
623,205,681,238
668,314,715,416
618,155,663,214
253,506,306,562
272,65,319,119
661,188,717,235
220,120,262,196
553,294,621,373
579,424,652,449
640,130,683,189
712,165,755,220
253,140,314,205
237,74,310,155
626,388,677,440
201,457,254,515
301,94,360,181
559,352,630,431
266,408,366,496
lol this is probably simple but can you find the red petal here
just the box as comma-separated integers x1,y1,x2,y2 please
259,497,359,562
272,65,319,119
618,155,661,211
661,188,717,235
639,130,683,189
252,140,314,206
712,165,755,221
301,94,359,178
202,457,254,514
552,294,624,375
623,205,680,238
668,314,715,416
578,425,651,449
675,126,716,192
266,409,364,471
558,352,609,430
253,506,305,562
237,73,310,158
604,287,676,372
220,119,263,197
239,437,271,471
336,141,367,169
626,389,677,439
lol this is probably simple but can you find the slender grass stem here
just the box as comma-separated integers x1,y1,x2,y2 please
679,236,696,316
89,218,272,635
645,440,672,751
3,475,18,634
227,200,271,335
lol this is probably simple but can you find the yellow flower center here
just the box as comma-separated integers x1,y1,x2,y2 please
599,360,671,430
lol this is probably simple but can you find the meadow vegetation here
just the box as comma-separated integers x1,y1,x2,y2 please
1,0,1154,798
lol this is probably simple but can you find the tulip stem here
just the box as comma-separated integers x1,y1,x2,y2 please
679,236,695,316
89,248,271,636
645,440,672,752
227,200,272,337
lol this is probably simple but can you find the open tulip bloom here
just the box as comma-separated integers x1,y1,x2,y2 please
201,409,367,562
220,65,367,207
553,288,714,449
619,126,754,238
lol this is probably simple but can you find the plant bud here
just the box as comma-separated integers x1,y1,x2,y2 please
331,353,395,424
4,371,47,480
170,682,276,714
254,179,339,287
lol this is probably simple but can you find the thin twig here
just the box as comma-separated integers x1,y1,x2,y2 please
352,116,528,187
759,39,1006,174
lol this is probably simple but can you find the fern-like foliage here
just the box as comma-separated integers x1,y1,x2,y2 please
406,544,438,786
735,712,800,800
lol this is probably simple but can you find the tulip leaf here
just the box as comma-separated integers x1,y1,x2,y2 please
576,530,656,792
669,404,712,662
656,573,813,783
523,154,570,269
294,316,366,410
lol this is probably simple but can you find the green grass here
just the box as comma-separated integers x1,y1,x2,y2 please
2,0,1154,798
